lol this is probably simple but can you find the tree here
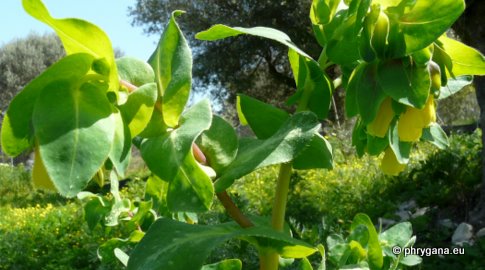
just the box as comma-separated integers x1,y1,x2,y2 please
453,0,485,226
128,0,331,119
0,33,65,112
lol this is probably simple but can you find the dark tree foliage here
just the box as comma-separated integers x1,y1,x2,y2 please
129,0,322,116
453,0,485,226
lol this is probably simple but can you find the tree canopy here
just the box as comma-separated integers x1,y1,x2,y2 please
129,0,321,116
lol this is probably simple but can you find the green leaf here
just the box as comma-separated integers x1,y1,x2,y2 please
325,13,361,65
400,255,422,266
355,63,387,124
388,121,411,164
421,123,449,150
108,110,131,177
1,53,95,156
293,134,333,170
196,115,238,174
83,195,111,230
149,11,192,127
237,94,332,170
237,94,289,139
299,257,314,270
438,36,485,76
127,218,316,270
33,80,115,197
116,57,155,87
379,222,412,248
438,75,473,100
140,100,213,212
352,119,367,157
144,175,170,216
345,63,365,117
196,24,312,60
366,134,388,156
288,49,333,119
351,214,383,270
377,58,430,108
388,0,465,54
118,83,158,137
22,0,119,91
201,259,242,270
214,112,320,192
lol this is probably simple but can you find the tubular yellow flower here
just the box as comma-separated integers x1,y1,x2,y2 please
367,97,394,138
398,95,436,142
380,148,406,175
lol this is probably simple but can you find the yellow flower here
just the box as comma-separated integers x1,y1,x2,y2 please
398,95,436,142
380,148,406,175
368,97,394,138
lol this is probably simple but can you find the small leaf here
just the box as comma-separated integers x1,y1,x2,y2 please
214,112,320,192
196,25,311,59
116,57,155,87
196,115,238,174
421,123,449,150
201,259,242,270
388,121,411,164
299,257,314,270
379,222,413,248
108,110,131,177
33,80,115,197
119,83,158,137
400,255,422,266
149,11,192,127
127,218,316,270
293,134,333,170
22,0,119,91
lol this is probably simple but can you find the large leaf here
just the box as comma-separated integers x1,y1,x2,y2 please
387,0,465,54
118,83,158,137
438,36,485,76
215,112,320,192
196,24,312,59
438,75,473,100
149,11,192,127
22,0,119,91
196,115,238,174
293,134,333,170
140,100,213,212
201,260,242,270
108,110,131,177
377,58,430,108
33,80,115,197
127,218,316,270
1,53,95,156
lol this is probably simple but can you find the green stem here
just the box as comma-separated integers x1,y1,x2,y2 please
259,162,293,270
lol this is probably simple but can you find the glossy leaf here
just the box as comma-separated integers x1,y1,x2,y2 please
215,112,320,192
141,100,213,212
33,80,114,197
351,214,383,270
421,123,449,150
196,25,311,59
438,36,485,76
127,218,316,270
196,115,238,174
1,53,95,156
438,75,473,100
377,58,430,108
22,0,119,91
119,83,158,137
201,259,242,270
149,11,192,127
388,0,465,54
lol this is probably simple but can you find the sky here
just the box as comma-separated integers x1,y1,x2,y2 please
0,0,160,60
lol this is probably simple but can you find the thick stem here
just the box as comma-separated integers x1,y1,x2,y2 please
217,191,254,228
259,162,293,270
